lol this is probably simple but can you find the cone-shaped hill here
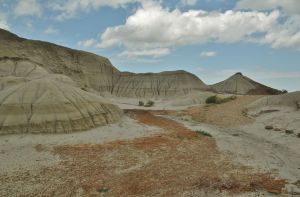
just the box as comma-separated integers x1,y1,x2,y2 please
210,72,283,95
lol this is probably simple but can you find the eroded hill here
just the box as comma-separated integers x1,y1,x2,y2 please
210,72,283,95
0,29,208,98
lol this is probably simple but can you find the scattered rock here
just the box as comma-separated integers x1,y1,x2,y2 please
265,125,274,130
285,130,294,134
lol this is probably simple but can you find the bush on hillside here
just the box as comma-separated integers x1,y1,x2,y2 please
144,100,154,107
206,95,236,104
206,95,218,104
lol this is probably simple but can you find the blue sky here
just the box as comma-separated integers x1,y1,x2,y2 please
0,0,299,91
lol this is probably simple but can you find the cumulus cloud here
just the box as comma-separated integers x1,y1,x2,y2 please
51,0,147,21
77,38,97,48
235,0,300,15
98,4,280,58
44,26,59,34
119,48,170,59
235,0,300,51
200,51,217,57
250,14,300,51
0,13,10,30
14,0,42,17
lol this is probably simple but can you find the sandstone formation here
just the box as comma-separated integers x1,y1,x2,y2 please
210,72,282,95
0,57,122,134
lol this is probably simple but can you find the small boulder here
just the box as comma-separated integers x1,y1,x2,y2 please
297,133,300,138
274,128,281,131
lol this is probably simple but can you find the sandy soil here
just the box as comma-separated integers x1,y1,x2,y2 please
185,95,262,128
0,116,162,173
0,95,299,196
0,110,289,197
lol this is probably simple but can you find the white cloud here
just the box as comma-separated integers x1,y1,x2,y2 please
99,4,280,57
247,14,300,51
0,13,10,30
14,0,42,17
200,51,217,57
235,0,300,15
235,1,300,50
180,0,198,6
119,48,170,59
44,26,59,34
51,0,146,21
77,38,97,48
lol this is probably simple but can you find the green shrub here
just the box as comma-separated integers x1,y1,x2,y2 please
206,95,236,104
195,130,212,137
97,188,110,193
144,100,154,107
206,95,218,104
138,101,144,106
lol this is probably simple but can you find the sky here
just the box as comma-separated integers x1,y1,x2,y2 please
0,0,299,91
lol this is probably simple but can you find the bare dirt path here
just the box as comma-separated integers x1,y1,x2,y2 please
0,110,287,197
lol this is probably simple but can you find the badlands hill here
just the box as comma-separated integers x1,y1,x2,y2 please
113,70,207,97
0,57,122,134
0,29,119,93
210,72,282,95
0,29,208,98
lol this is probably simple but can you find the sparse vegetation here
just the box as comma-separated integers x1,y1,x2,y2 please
206,95,218,104
138,101,144,106
144,100,155,107
97,188,110,193
265,125,274,130
206,95,237,104
80,87,87,91
285,130,294,134
195,130,212,137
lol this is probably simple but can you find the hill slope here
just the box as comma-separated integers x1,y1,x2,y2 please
0,29,208,98
0,57,122,134
113,70,207,97
246,91,300,115
0,29,120,93
210,72,283,95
